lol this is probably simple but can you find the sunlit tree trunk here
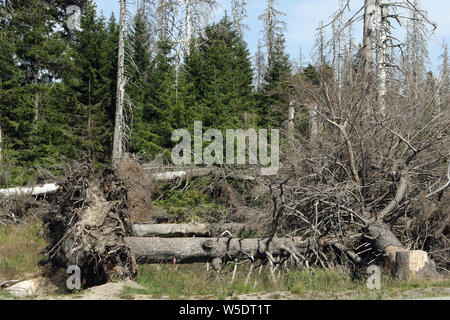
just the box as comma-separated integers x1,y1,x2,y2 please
288,101,295,141
376,0,388,115
363,0,375,76
112,0,127,167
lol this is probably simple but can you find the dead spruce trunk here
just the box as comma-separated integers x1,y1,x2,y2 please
133,223,246,237
126,237,312,264
0,183,59,197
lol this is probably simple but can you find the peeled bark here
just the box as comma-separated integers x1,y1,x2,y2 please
126,237,312,264
0,183,59,197
393,250,440,281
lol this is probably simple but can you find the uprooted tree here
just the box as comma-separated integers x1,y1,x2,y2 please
42,162,137,287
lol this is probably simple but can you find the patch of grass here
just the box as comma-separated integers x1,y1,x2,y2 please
0,219,47,280
130,263,275,299
130,264,450,300
285,268,362,295
0,290,17,300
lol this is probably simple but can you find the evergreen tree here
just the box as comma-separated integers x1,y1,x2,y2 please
50,1,116,163
259,33,292,128
0,0,67,168
182,16,255,130
0,3,25,164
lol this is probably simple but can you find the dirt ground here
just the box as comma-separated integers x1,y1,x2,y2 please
1,280,449,300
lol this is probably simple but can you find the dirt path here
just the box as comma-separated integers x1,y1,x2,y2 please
21,282,449,300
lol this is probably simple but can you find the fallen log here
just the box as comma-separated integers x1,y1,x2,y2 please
0,183,59,197
125,237,312,264
151,168,214,181
367,221,440,280
132,223,247,237
148,167,256,182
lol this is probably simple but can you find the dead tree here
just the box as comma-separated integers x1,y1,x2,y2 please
112,0,127,168
254,40,266,91
362,0,375,76
375,0,388,114
231,0,248,35
259,0,286,68
439,41,449,110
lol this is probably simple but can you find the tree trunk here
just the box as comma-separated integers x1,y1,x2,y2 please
309,107,319,145
0,183,59,197
112,0,127,168
133,223,246,237
158,0,167,40
126,236,311,264
362,0,375,76
367,221,440,280
288,102,295,141
185,0,192,54
376,0,388,114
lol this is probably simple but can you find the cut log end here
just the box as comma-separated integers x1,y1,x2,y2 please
393,250,441,281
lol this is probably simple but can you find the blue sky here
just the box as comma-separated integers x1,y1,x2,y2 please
96,0,450,72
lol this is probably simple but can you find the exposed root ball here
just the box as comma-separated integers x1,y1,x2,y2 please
43,163,137,288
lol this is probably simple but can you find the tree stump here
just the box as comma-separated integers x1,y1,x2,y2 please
393,250,441,281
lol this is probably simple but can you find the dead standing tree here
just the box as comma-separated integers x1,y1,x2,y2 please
112,0,128,168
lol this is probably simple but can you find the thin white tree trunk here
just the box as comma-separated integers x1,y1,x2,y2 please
185,0,192,54
267,0,274,63
158,0,167,40
377,0,388,115
288,102,295,141
0,183,59,197
363,0,375,76
112,0,127,168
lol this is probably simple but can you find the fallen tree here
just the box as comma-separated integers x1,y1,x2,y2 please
42,163,137,288
147,167,257,182
126,236,315,265
132,223,246,237
0,183,59,197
